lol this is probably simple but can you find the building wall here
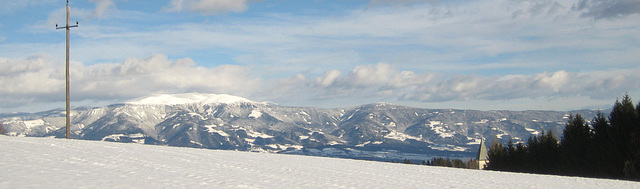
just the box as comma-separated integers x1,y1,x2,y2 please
478,160,488,170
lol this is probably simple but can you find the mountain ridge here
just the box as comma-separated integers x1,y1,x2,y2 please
0,93,604,161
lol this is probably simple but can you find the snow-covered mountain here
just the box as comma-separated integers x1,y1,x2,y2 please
2,136,638,188
0,93,602,161
125,93,257,105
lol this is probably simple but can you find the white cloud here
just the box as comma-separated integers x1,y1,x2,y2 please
316,70,342,87
0,54,261,108
10,0,639,75
301,63,640,105
1,54,640,112
3,0,640,112
89,0,116,18
166,0,249,15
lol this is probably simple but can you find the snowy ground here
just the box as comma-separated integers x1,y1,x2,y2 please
1,136,638,188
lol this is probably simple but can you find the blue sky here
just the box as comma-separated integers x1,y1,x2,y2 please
1,0,640,113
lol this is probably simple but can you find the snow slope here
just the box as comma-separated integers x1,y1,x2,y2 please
126,93,255,105
1,136,637,188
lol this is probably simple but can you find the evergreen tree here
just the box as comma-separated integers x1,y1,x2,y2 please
592,112,609,143
560,114,591,175
524,130,559,174
487,137,507,170
589,112,615,177
623,102,640,179
609,94,639,178
610,95,639,138
482,95,640,179
0,123,5,135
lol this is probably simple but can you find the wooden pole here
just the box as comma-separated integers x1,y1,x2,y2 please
56,0,78,139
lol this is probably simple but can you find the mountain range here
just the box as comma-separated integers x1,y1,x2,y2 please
0,93,603,161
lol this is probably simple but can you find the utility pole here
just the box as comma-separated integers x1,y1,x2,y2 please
56,0,78,139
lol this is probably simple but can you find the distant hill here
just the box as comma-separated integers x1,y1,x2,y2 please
0,93,603,161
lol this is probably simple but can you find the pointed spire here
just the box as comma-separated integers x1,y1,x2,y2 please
477,138,488,160
477,138,489,169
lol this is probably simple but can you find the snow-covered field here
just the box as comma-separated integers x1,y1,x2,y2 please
1,136,638,188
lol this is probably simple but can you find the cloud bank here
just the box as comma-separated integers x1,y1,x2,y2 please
2,0,640,112
0,54,260,109
2,54,638,112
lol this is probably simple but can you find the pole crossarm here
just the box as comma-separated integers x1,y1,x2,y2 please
55,0,78,139
56,23,78,30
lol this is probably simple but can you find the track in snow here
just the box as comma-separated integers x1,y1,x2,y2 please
1,136,638,188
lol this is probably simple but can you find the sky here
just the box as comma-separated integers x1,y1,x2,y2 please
0,0,639,113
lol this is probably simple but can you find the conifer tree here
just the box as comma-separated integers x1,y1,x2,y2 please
592,112,609,142
561,114,591,175
589,112,614,177
623,102,640,179
482,95,640,178
609,94,639,178
487,137,507,170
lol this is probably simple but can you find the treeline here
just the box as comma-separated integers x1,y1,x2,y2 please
487,95,640,180
425,157,479,169
396,157,479,169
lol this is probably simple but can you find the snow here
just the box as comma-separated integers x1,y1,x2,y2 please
244,130,274,139
384,131,420,141
125,93,255,105
1,136,638,188
427,121,454,138
356,141,371,147
23,119,45,128
429,144,469,152
473,119,490,124
466,137,482,145
101,133,146,144
248,110,262,118
203,125,230,137
525,128,540,135
298,111,309,116
265,144,304,151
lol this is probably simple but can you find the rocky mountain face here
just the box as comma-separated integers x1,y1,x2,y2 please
0,94,602,161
